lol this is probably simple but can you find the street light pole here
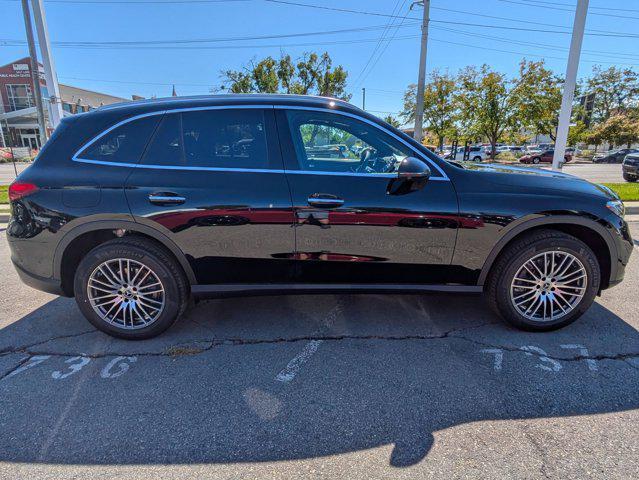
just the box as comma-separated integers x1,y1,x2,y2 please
21,0,48,147
413,0,430,142
362,87,366,110
552,0,589,171
31,0,64,129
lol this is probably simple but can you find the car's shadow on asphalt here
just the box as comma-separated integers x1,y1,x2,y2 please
0,293,638,467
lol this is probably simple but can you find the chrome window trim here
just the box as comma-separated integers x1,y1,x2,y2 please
70,158,449,180
71,103,450,181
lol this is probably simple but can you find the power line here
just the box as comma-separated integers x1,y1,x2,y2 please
432,25,639,62
59,76,213,86
2,0,249,3
516,0,639,13
1,34,423,50
0,22,420,46
355,1,411,88
351,0,407,88
496,0,639,20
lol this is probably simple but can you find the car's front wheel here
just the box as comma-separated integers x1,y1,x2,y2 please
623,173,637,182
532,157,541,164
74,237,189,339
486,230,600,331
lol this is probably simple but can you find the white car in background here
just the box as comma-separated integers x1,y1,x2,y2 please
467,145,490,161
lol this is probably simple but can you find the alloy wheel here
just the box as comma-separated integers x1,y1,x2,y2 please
87,258,165,329
510,250,587,322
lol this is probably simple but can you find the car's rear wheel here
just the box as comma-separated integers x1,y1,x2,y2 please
532,157,541,164
473,156,482,161
74,237,188,339
486,230,600,331
623,172,638,182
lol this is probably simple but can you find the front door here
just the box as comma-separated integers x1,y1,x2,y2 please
125,107,295,284
276,108,460,285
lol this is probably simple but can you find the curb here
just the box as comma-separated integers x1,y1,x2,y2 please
626,202,639,215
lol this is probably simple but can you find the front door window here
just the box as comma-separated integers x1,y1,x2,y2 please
285,110,422,176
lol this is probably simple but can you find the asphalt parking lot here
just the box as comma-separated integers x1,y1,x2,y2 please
0,223,638,479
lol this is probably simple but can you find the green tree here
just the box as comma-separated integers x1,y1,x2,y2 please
586,66,639,124
511,59,563,141
456,65,518,159
383,114,402,128
587,113,639,148
401,70,458,149
220,52,351,100
567,120,588,146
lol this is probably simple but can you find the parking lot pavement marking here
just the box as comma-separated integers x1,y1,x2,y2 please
275,340,323,383
481,349,504,371
2,355,51,380
560,344,598,371
275,300,343,383
37,356,94,461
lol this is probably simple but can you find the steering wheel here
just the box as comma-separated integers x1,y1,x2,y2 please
354,147,377,173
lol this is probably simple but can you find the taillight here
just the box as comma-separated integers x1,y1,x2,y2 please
8,182,38,202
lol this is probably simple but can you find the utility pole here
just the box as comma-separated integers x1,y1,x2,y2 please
21,0,47,147
32,0,63,129
552,0,588,171
412,0,430,142
362,87,366,110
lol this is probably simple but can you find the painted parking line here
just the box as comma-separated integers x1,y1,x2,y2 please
275,300,343,384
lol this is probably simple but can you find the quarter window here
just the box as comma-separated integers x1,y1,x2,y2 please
77,115,161,164
285,110,418,175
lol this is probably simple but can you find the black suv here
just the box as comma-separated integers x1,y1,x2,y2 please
6,95,633,339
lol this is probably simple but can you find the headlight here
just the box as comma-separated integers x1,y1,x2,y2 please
606,200,625,218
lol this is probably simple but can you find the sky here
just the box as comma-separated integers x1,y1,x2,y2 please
1,0,638,119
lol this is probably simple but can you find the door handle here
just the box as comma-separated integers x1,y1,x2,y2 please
148,192,186,205
307,193,344,208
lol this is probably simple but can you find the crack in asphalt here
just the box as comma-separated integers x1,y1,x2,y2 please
0,323,637,367
0,329,96,357
449,334,639,364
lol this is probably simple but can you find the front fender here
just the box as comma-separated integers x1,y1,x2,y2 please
477,214,618,286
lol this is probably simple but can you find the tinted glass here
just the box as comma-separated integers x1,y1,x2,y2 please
182,109,268,169
140,109,269,169
285,110,420,175
142,114,184,166
78,115,160,163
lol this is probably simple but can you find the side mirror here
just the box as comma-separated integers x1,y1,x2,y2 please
387,157,431,196
397,156,431,180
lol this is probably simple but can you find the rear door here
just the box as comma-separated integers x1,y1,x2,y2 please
125,107,295,284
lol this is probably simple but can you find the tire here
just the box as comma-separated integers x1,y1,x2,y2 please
473,156,482,162
532,157,541,164
623,173,638,182
74,237,189,339
486,230,600,332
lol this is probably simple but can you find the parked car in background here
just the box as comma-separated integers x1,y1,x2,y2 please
526,143,553,153
442,146,466,160
593,148,639,164
467,145,490,161
6,95,632,339
565,147,581,157
497,145,526,154
519,149,573,165
623,153,639,182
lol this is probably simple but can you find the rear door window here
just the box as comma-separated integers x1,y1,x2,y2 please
76,115,161,164
140,109,271,169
